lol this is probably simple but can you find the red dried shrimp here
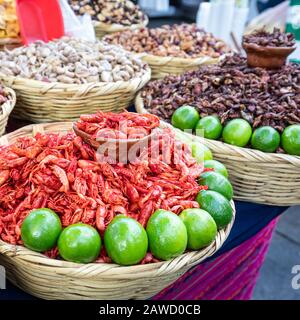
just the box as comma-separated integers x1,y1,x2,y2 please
76,111,160,140
0,129,204,262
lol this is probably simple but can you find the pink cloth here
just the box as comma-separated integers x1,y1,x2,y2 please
153,218,278,300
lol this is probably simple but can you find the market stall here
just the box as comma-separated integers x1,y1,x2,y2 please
0,0,299,301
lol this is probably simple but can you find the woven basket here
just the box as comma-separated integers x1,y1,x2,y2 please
94,16,148,39
0,122,235,300
135,93,300,206
0,37,22,51
0,67,151,123
136,53,221,80
0,87,16,136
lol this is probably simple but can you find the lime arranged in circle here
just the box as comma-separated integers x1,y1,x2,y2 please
58,223,101,263
222,119,252,147
199,171,233,200
146,209,187,261
196,190,233,229
21,208,62,252
171,105,200,130
281,125,300,156
204,160,228,178
180,208,217,250
251,126,280,153
192,142,213,163
195,116,223,140
104,216,148,266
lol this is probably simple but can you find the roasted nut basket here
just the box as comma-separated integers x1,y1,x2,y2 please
69,0,148,39
0,67,151,123
136,93,300,206
0,122,235,300
94,17,149,39
0,86,16,136
103,24,229,79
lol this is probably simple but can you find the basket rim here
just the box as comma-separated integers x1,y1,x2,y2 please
0,65,151,91
0,86,16,121
135,93,300,164
0,121,235,277
134,52,221,65
0,37,22,45
93,15,149,32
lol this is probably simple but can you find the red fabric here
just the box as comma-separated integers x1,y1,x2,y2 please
153,218,278,300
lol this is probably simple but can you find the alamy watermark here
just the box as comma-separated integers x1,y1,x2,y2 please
0,265,5,289
291,265,300,290
94,121,205,164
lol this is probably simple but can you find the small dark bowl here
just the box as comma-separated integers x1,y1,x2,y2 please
243,42,296,69
73,123,158,163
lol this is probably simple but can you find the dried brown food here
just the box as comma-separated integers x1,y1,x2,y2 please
104,23,230,59
69,0,146,26
243,28,295,48
141,54,300,132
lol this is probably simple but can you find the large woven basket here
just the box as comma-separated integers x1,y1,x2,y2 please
136,53,221,80
136,93,300,206
94,16,148,39
0,67,151,123
0,86,16,136
0,122,235,300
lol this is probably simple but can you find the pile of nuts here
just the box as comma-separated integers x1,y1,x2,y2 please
0,37,148,84
69,0,146,26
104,23,230,58
141,54,300,132
243,28,295,47
0,0,20,38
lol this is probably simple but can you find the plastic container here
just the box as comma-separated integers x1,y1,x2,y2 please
16,0,64,44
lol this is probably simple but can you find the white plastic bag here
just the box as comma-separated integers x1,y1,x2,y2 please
196,2,211,31
59,0,96,42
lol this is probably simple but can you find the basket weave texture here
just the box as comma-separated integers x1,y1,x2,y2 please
135,93,300,206
0,87,16,136
0,122,235,300
94,17,149,39
0,67,151,123
137,53,220,79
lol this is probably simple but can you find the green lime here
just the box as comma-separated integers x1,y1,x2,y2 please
192,142,213,163
171,105,200,130
58,223,101,263
282,125,300,156
195,116,223,140
204,160,228,178
199,171,233,200
180,208,217,250
146,210,187,261
104,216,148,266
222,119,252,147
21,208,62,252
251,126,280,153
196,190,233,229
